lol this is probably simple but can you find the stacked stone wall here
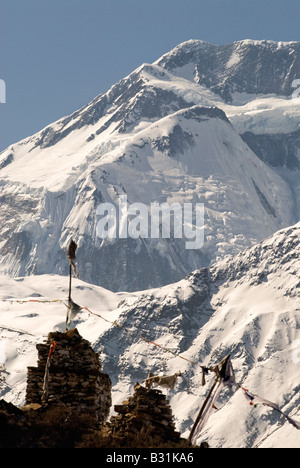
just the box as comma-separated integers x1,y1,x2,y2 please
26,328,111,422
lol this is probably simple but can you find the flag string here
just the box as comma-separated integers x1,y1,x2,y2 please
1,297,197,363
83,306,197,365
1,296,299,434
2,299,64,304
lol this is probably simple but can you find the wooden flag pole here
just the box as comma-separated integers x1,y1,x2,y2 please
188,355,231,444
188,375,219,443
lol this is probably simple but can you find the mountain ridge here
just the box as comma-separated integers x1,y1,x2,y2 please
0,221,299,447
0,39,299,291
156,39,300,102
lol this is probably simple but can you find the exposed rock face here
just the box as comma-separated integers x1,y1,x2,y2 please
26,328,111,423
241,131,300,170
156,39,300,101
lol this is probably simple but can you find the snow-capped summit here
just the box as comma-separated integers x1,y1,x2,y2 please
156,39,300,102
0,39,300,291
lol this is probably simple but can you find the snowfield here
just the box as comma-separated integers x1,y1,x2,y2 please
1,222,299,448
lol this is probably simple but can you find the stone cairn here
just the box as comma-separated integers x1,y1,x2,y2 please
26,328,111,423
108,382,182,445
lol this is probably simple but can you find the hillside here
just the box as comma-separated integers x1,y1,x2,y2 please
0,222,299,448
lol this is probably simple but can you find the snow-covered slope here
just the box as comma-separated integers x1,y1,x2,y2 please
224,97,300,220
156,39,300,217
1,39,300,291
0,274,135,404
0,222,299,448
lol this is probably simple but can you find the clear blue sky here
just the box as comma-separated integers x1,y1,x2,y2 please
1,0,300,151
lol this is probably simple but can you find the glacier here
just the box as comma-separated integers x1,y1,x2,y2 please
1,39,300,290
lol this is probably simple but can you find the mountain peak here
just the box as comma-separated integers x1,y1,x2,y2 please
156,38,300,102
0,37,299,291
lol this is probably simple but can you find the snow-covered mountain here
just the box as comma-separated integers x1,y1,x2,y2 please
0,222,299,448
1,39,300,291
1,39,299,448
